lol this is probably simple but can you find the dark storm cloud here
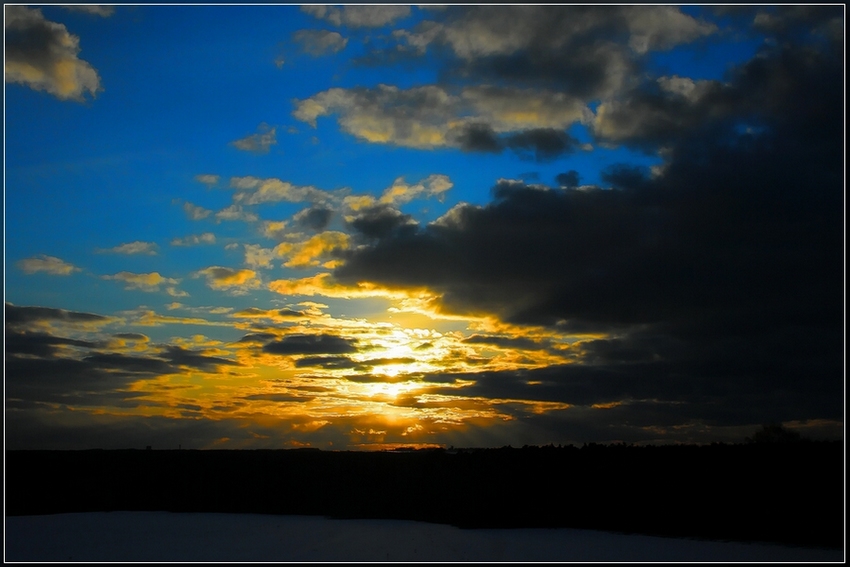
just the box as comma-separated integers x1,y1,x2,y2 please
347,204,418,240
161,346,240,371
453,123,503,153
556,171,580,188
333,29,843,431
504,129,581,161
462,334,554,352
5,330,99,357
5,303,110,327
5,343,175,407
82,352,177,375
453,124,582,161
263,334,359,355
293,206,334,231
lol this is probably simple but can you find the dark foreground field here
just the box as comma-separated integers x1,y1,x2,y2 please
6,442,844,549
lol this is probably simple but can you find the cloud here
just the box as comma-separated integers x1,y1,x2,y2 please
268,272,411,301
16,255,80,275
182,201,213,220
194,174,220,187
274,231,351,269
62,6,115,17
243,244,275,269
326,30,843,432
346,204,417,240
393,6,714,96
261,220,289,241
293,29,348,56
98,241,158,255
292,206,334,231
293,84,589,155
194,266,261,294
302,5,411,28
170,233,216,247
230,123,277,154
4,6,102,101
379,174,453,205
262,333,359,355
229,176,332,205
503,129,583,162
215,205,259,223
5,303,111,329
161,345,240,372
103,271,180,292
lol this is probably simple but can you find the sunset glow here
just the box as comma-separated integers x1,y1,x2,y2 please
5,4,843,450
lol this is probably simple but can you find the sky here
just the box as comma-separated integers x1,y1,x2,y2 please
4,4,845,450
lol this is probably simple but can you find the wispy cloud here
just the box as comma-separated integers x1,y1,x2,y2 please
182,201,213,220
230,123,277,154
17,255,80,275
103,271,180,292
301,5,411,28
293,29,348,56
171,233,216,247
97,241,159,255
194,174,220,187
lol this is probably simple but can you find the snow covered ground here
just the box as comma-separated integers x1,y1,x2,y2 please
5,511,844,562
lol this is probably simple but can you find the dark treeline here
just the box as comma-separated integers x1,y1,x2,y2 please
6,440,843,549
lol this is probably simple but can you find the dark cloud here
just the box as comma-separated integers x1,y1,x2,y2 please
263,334,359,356
556,171,580,188
4,6,102,101
160,346,240,371
113,333,148,341
332,29,843,432
5,329,99,358
504,129,581,161
347,204,418,240
454,125,582,160
462,334,553,352
82,352,177,376
397,6,715,97
5,303,110,327
293,206,334,231
236,332,279,344
453,123,503,153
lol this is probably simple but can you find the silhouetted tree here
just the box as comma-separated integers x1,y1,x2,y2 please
746,423,802,444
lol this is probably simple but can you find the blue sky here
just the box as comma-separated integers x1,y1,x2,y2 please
5,4,844,450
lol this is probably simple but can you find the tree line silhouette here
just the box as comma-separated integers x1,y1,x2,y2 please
6,432,843,549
